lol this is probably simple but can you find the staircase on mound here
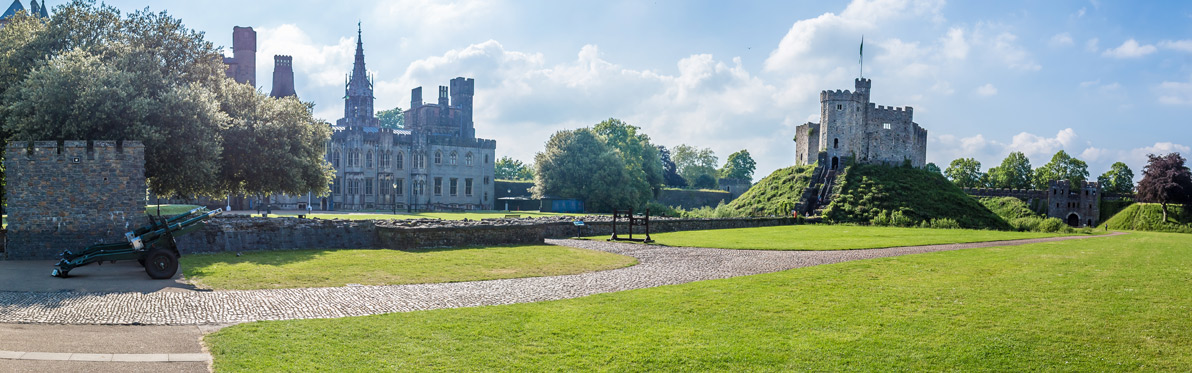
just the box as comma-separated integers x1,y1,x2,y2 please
796,163,845,217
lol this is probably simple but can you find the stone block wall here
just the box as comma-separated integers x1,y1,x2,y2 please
4,141,147,260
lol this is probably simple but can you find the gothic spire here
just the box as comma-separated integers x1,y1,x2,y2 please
340,22,377,127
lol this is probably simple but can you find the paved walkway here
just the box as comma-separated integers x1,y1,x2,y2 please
0,233,1120,325
0,324,213,372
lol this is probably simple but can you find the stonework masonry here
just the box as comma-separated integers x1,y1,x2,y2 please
222,26,256,87
4,141,147,260
795,79,928,170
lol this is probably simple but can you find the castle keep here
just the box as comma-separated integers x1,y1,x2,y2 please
795,78,928,169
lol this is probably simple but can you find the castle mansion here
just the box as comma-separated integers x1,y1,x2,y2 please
795,78,928,169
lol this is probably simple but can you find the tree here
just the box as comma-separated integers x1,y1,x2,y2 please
593,118,663,198
0,2,332,198
924,162,942,175
1097,162,1135,194
944,158,983,188
532,128,640,212
495,156,533,180
376,106,404,129
693,174,718,189
985,151,1033,189
1033,150,1089,189
719,149,756,181
671,144,718,187
656,145,687,188
1136,153,1192,221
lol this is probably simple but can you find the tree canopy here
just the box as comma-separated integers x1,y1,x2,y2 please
719,149,756,181
1136,153,1192,221
593,118,663,198
985,151,1032,189
944,158,983,188
1032,150,1089,189
1097,162,1135,194
672,144,718,187
656,145,687,188
532,128,638,212
0,1,332,198
495,156,533,180
376,106,404,129
924,162,942,175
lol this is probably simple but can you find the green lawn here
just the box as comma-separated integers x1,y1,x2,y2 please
596,224,1079,250
271,210,593,221
182,245,636,290
205,232,1192,371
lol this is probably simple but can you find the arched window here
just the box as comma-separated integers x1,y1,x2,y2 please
833,138,839,149
366,150,374,168
434,151,442,164
465,152,474,166
332,150,341,168
395,152,404,170
450,151,458,165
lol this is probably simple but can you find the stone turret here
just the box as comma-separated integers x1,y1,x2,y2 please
270,55,296,98
336,23,380,128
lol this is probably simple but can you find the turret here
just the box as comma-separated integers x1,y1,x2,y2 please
231,26,256,86
450,77,475,139
270,55,296,98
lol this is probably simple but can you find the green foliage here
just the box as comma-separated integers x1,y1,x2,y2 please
1097,162,1134,194
1136,153,1192,221
944,158,983,188
924,162,942,175
718,149,756,181
824,164,1010,230
1036,217,1073,233
1099,199,1135,222
594,118,663,199
620,225,1067,250
985,151,1033,189
644,200,680,218
656,145,687,187
671,144,718,187
533,128,639,212
928,218,961,229
978,197,1040,221
376,106,404,129
692,174,718,189
710,165,815,217
1033,150,1089,189
1103,203,1192,233
495,156,533,180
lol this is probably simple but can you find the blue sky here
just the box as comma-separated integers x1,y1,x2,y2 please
72,0,1192,181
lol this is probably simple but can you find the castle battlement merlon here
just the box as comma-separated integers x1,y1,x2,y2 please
6,140,144,160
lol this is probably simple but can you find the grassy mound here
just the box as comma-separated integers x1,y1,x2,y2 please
1103,203,1192,233
978,197,1039,221
682,165,814,217
824,164,1010,230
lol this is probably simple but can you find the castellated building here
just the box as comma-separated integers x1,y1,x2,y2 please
223,26,256,87
324,26,495,211
794,78,928,170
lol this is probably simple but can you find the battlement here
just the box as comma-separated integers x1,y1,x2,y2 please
820,89,860,102
1049,179,1100,190
6,140,144,160
274,55,292,67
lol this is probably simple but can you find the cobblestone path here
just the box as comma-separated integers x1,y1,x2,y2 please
0,234,1119,325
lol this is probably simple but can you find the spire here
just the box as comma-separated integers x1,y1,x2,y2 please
351,21,366,81
338,22,378,127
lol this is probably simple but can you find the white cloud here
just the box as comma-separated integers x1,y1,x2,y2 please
1006,128,1078,160
1155,76,1192,105
1101,39,1157,58
975,83,997,97
1085,38,1099,52
940,28,969,59
1049,33,1074,47
257,24,355,88
984,30,1041,70
1158,39,1192,53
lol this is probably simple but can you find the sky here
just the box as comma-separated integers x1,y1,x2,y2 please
64,0,1192,182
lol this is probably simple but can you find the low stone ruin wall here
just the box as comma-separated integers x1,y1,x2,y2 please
173,215,795,254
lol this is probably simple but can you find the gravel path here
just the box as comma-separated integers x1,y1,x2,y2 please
0,233,1121,325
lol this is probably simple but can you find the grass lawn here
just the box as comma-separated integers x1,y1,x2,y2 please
182,245,635,290
205,231,1192,371
271,210,593,221
594,224,1081,250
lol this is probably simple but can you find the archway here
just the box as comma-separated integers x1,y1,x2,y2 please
1066,213,1080,227
831,156,839,170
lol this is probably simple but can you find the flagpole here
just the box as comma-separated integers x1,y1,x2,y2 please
859,35,864,78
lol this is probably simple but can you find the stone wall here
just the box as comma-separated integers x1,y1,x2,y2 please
4,141,147,260
171,215,795,254
657,188,733,209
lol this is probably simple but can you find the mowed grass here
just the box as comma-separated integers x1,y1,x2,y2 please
205,232,1192,371
182,245,636,290
597,224,1077,250
272,210,593,221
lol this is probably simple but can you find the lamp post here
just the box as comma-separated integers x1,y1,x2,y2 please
392,182,398,215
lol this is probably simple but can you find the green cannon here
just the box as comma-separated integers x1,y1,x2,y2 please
52,207,222,279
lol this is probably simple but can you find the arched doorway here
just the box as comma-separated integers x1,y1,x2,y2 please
831,156,839,170
1066,213,1080,227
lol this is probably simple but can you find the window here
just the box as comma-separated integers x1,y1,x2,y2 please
395,152,404,170
365,177,374,195
366,150,374,168
883,123,891,130
434,177,443,195
450,178,458,196
333,177,341,194
332,150,341,168
465,153,474,166
379,151,389,168
434,151,442,164
396,178,404,196
465,178,473,196
484,176,490,185
485,154,490,164
450,151,458,165
836,104,843,110
348,179,359,195
833,138,839,149
349,149,360,168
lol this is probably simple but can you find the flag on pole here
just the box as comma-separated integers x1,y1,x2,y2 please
859,36,864,78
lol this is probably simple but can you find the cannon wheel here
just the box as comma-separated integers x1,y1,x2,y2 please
143,247,179,279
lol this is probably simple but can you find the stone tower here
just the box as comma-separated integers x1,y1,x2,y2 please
795,78,927,169
337,23,379,127
270,55,296,98
223,26,257,86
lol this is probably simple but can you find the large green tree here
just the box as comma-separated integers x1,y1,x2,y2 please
672,144,718,187
495,156,533,180
593,118,663,198
985,151,1033,189
376,106,404,129
719,149,756,181
1136,153,1192,221
656,145,687,188
1097,162,1135,194
944,158,983,188
532,128,639,212
1033,150,1089,189
0,1,331,198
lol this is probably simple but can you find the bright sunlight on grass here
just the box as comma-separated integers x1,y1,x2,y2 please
271,211,592,221
206,232,1189,371
594,224,1082,250
182,245,635,290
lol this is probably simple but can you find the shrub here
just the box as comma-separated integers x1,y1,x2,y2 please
929,218,962,229
1036,217,1072,233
